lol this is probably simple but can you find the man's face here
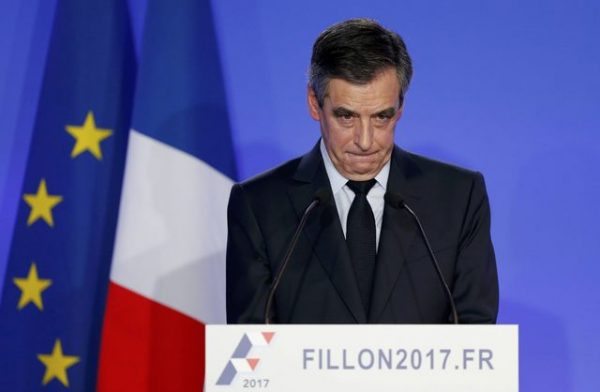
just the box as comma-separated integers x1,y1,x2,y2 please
308,67,403,181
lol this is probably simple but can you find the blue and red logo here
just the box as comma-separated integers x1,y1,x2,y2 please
216,331,275,385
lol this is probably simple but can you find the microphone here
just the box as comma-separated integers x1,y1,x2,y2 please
384,192,459,324
264,188,330,324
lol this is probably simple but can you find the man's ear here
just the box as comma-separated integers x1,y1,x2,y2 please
394,98,405,122
396,103,404,119
307,87,321,121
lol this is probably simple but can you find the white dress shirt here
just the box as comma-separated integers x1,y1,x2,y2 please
320,139,390,250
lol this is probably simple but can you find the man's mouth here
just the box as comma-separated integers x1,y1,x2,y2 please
347,151,377,158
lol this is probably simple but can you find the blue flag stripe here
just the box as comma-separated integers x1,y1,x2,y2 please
132,0,237,180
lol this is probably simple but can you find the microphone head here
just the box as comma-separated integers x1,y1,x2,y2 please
314,188,331,204
384,192,405,209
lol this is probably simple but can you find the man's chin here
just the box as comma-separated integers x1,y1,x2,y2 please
343,165,381,181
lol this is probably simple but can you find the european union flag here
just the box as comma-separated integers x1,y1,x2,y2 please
0,0,135,389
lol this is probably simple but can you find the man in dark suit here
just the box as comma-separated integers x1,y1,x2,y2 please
226,18,498,324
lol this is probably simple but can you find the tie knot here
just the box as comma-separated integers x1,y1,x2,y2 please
347,179,377,196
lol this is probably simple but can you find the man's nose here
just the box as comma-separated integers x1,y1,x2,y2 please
355,120,373,151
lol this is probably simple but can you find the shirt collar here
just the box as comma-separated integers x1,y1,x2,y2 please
319,138,390,192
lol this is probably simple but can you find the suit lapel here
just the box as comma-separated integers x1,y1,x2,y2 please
368,147,421,322
287,143,366,323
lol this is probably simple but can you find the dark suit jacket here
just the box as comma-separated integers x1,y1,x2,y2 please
226,143,498,324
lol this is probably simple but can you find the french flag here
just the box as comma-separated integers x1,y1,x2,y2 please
98,0,236,390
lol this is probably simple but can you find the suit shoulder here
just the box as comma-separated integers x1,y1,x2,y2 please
399,148,483,183
235,155,302,196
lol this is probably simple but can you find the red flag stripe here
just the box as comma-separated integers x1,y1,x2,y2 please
98,282,205,391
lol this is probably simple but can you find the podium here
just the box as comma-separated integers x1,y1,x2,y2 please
205,325,518,391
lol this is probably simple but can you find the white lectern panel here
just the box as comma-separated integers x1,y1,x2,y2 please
206,325,518,392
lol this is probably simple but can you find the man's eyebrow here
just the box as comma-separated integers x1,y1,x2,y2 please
332,107,357,116
372,107,397,117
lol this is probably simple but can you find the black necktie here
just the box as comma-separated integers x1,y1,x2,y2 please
346,179,377,313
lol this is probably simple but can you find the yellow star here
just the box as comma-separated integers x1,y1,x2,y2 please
65,111,112,159
23,179,63,227
37,339,80,387
13,262,52,310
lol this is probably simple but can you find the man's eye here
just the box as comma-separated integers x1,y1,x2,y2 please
377,114,391,120
335,113,354,121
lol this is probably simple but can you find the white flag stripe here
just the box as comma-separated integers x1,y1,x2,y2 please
111,130,233,323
